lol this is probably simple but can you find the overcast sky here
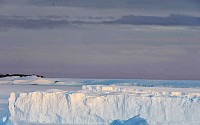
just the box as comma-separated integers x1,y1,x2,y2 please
0,0,200,79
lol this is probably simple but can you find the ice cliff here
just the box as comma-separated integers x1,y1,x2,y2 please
8,85,200,124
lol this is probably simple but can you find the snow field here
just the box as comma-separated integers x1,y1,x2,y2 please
1,76,200,88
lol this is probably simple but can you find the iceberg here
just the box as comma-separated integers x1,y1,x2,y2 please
8,85,200,124
110,115,149,125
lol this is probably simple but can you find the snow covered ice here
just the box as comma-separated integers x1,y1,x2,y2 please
7,85,200,125
1,75,200,88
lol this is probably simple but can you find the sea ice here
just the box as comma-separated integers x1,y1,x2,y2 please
1,76,200,88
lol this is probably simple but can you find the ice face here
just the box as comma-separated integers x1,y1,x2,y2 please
8,85,200,124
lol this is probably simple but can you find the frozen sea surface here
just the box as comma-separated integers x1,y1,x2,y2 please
1,76,200,88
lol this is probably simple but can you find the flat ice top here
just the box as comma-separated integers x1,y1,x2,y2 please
85,85,200,93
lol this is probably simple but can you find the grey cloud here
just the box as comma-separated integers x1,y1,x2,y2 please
0,14,200,31
104,14,200,26
0,17,71,30
2,0,199,17
27,0,200,10
0,15,115,30
38,15,70,19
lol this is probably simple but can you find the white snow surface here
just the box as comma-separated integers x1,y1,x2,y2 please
1,76,200,88
8,85,200,125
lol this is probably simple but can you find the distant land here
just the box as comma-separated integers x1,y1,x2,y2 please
0,74,44,78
